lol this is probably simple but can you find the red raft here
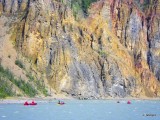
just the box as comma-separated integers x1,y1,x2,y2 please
127,101,131,104
29,102,37,105
24,101,29,106
24,101,37,106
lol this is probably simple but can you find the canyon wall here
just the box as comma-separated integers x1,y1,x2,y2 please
0,0,160,98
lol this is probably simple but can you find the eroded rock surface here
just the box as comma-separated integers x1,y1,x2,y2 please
0,0,160,98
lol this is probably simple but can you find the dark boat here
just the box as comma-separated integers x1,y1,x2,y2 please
58,102,65,105
57,100,65,105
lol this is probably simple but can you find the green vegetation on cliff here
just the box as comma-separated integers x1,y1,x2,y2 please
15,59,25,69
0,78,14,98
0,64,37,98
26,73,48,97
71,0,97,16
81,0,97,13
134,0,157,11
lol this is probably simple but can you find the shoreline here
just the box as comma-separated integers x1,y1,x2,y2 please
0,96,160,104
0,96,74,104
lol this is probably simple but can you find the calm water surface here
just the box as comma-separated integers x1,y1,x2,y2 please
0,100,160,120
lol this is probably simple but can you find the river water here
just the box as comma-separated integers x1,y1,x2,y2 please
0,100,160,120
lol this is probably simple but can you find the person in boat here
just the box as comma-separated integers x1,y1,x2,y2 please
58,100,65,104
30,100,37,105
32,100,35,104
24,101,29,105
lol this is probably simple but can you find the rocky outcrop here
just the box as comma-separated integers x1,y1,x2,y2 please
0,0,29,15
0,0,160,98
104,0,160,97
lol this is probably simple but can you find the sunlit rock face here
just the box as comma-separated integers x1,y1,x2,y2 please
0,0,160,98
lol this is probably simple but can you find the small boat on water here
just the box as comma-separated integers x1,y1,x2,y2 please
29,102,37,105
127,101,131,104
24,101,37,106
57,100,65,105
58,103,65,105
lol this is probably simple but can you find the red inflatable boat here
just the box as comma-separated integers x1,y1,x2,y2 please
29,102,37,105
24,101,29,106
127,101,131,104
24,101,37,106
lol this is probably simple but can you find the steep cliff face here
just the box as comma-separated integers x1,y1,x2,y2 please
104,0,160,97
0,0,160,98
